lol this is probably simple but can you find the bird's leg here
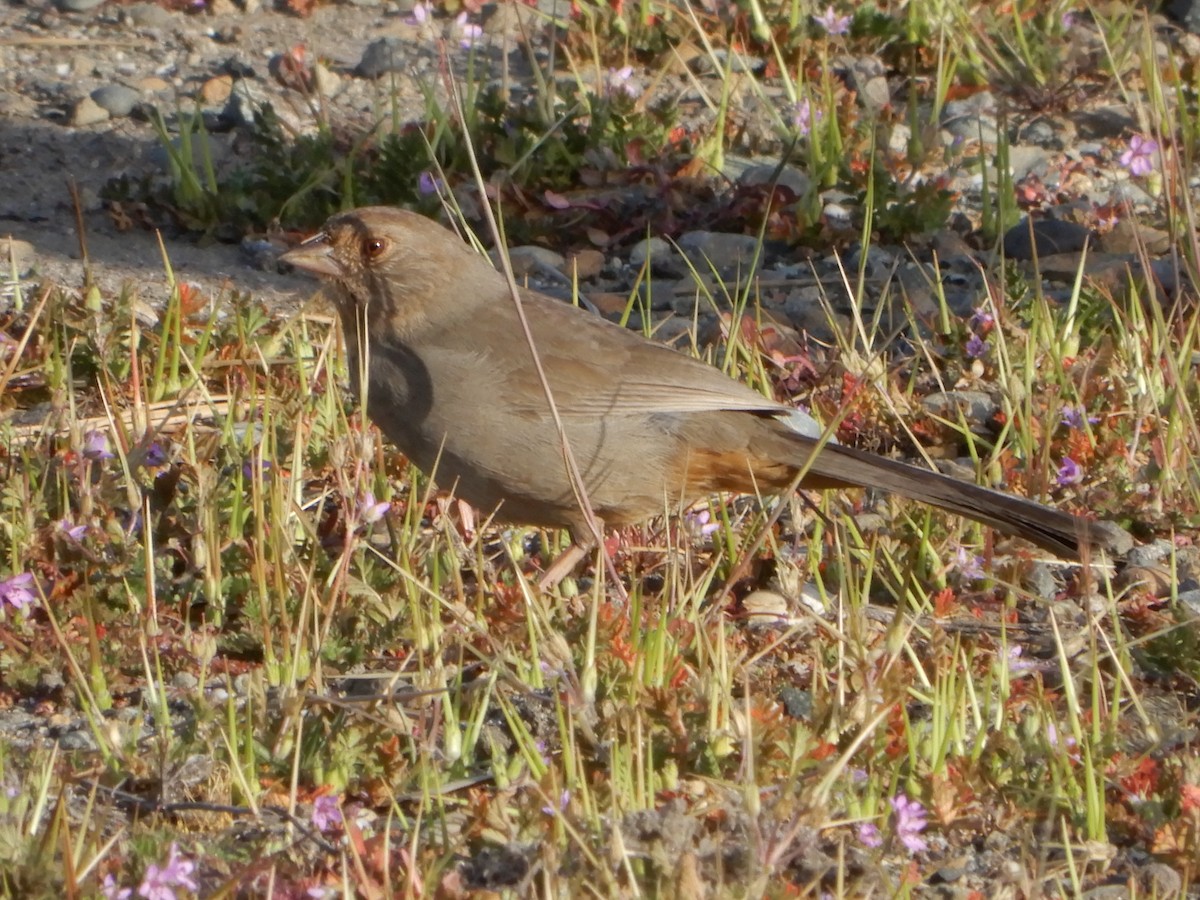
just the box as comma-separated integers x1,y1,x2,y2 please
537,540,592,590
538,528,631,602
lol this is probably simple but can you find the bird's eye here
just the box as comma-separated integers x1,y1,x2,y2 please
364,237,388,260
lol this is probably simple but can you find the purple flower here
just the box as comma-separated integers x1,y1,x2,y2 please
356,491,391,525
965,333,987,358
813,5,851,35
542,789,570,816
0,573,36,613
142,443,168,467
792,98,814,136
969,305,995,330
1061,11,1077,28
685,508,720,539
455,12,482,49
1119,134,1158,177
405,1,428,25
858,821,882,848
954,547,985,581
1008,645,1032,673
890,794,928,854
242,459,272,479
102,875,133,900
417,170,443,196
312,794,343,833
58,519,87,541
606,65,639,98
1046,723,1077,751
137,843,198,900
83,430,114,461
1060,406,1099,430
1056,456,1082,486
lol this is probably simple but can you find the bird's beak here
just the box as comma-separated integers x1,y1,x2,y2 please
280,233,341,278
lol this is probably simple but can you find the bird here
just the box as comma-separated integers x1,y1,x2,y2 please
280,206,1131,582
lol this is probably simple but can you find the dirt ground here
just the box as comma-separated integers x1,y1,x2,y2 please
0,0,453,308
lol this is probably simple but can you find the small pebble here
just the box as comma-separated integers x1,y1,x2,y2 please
69,95,110,127
200,75,234,105
0,238,36,278
56,0,106,12
313,63,341,98
90,84,141,117
356,37,406,79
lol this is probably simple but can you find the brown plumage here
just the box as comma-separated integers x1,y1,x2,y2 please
281,206,1131,571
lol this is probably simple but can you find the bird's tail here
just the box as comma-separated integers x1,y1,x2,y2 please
804,442,1131,560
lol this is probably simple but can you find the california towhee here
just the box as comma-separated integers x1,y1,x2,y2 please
281,206,1130,578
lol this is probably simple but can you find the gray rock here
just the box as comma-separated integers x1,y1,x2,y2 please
922,390,999,430
677,231,762,277
56,729,97,750
57,0,106,11
822,201,854,232
483,1,537,38
1018,116,1064,148
123,2,173,27
1170,0,1200,33
846,243,894,277
1073,104,1135,140
356,37,406,79
1148,257,1189,298
1099,219,1171,255
942,91,999,144
1177,589,1200,619
69,95,109,127
779,686,813,719
173,671,199,690
930,229,976,263
221,79,284,130
692,49,764,74
886,122,911,156
837,55,889,115
1144,863,1182,896
894,264,940,317
736,162,810,197
242,238,280,271
743,590,792,628
533,0,570,16
1023,561,1061,599
781,286,848,342
0,90,38,118
1002,217,1093,260
627,236,671,271
1108,179,1154,209
1006,144,1050,182
496,245,567,279
931,865,966,884
90,84,140,117
1081,888,1136,900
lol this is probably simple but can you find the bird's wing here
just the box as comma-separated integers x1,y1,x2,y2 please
496,289,797,419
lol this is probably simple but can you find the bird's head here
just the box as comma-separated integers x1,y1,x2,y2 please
281,206,494,339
